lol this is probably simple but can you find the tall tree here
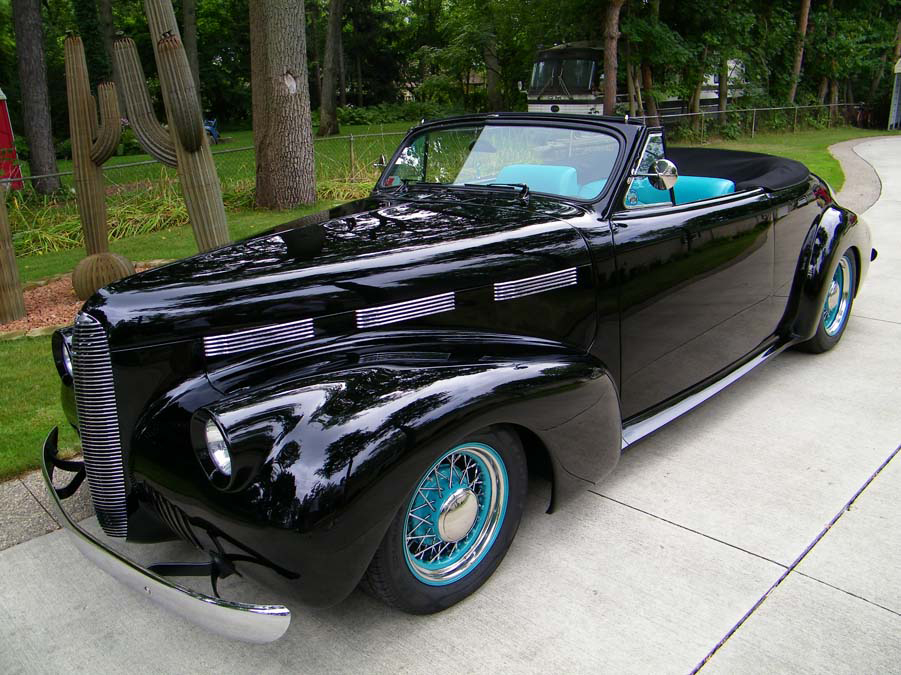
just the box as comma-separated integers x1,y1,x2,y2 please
250,0,317,208
71,0,110,86
98,0,127,112
603,0,626,115
11,0,60,194
318,0,343,136
183,0,201,93
787,0,811,104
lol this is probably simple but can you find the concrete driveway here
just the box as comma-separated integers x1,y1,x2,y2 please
1,138,899,674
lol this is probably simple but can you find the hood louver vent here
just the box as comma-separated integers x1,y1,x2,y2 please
494,268,578,302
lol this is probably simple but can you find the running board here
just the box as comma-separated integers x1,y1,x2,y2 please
621,344,782,449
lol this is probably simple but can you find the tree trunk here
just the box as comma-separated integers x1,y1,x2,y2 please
625,38,636,116
0,188,25,324
11,0,60,194
632,63,644,116
817,76,829,104
183,0,201,93
309,0,322,107
355,54,364,107
338,28,347,107
318,0,343,136
787,0,811,104
718,56,728,120
641,62,659,126
690,47,708,131
250,0,317,209
603,0,625,115
485,34,502,111
98,0,128,113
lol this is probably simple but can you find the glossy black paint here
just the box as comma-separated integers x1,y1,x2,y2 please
55,113,873,611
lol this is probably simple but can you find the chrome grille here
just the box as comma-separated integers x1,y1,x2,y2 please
151,491,202,549
72,314,128,537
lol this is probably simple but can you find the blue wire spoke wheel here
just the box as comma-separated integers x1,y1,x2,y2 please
403,442,508,586
822,254,853,337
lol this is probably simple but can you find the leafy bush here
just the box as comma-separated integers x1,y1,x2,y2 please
415,75,460,106
335,101,462,127
117,128,143,156
55,138,72,160
14,135,30,161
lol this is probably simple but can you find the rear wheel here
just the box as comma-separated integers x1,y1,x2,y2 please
362,427,527,614
798,249,856,353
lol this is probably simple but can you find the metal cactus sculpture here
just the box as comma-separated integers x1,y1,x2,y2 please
113,0,229,252
0,187,25,324
65,35,135,301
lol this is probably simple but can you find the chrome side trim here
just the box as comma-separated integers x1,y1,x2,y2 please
204,318,314,357
41,431,291,644
621,345,780,449
356,292,456,328
72,314,128,538
493,268,578,302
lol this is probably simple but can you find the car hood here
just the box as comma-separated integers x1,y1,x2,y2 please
83,194,592,349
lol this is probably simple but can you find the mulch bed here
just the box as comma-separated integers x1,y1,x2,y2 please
2,266,152,335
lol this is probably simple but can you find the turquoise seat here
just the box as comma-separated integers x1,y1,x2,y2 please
495,164,580,197
631,175,735,206
578,179,608,198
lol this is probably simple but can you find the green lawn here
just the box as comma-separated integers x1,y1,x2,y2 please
683,128,898,193
0,336,80,479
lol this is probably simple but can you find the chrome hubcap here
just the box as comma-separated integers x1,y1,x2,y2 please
437,488,478,542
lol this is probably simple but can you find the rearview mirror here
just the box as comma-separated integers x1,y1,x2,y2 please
648,159,678,191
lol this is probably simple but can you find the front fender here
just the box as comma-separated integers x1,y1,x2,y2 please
198,350,620,606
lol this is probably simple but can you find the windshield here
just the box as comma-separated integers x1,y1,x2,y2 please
528,57,598,95
560,59,595,91
381,124,620,200
530,59,557,91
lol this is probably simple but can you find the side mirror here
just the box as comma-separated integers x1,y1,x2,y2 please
648,159,678,191
373,154,387,169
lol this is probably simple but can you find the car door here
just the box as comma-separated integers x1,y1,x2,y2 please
612,132,776,420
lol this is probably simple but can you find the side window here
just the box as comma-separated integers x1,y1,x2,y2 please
624,132,670,209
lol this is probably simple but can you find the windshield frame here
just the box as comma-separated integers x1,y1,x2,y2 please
375,117,628,206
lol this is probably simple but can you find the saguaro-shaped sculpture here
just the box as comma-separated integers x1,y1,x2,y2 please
113,0,229,252
64,35,135,300
0,187,25,324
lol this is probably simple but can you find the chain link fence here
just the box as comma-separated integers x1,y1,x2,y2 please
630,102,863,142
2,129,409,200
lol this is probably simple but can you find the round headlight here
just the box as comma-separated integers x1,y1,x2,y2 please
204,419,232,476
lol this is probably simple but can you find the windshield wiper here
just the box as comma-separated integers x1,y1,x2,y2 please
464,182,531,204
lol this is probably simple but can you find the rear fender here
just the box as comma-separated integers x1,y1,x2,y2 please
784,204,870,342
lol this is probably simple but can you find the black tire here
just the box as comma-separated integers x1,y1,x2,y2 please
798,249,857,354
362,427,527,614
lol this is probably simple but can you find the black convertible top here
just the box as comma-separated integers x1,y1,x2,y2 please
668,147,810,192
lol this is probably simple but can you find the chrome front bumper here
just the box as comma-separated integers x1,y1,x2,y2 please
41,428,291,643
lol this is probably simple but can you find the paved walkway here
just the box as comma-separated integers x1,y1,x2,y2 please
1,137,899,673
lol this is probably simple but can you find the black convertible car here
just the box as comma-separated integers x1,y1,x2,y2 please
43,113,874,642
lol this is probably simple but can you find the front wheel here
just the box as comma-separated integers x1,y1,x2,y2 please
798,249,856,353
362,427,527,614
